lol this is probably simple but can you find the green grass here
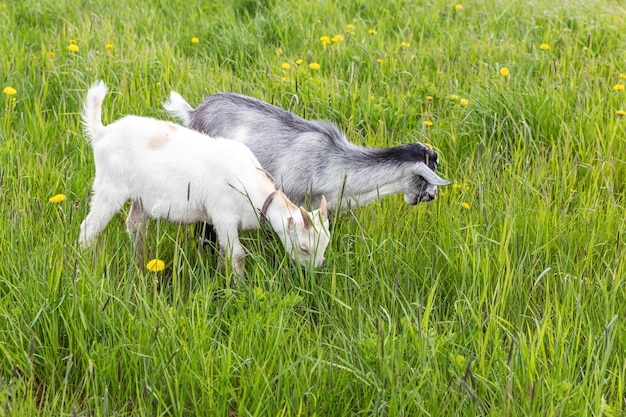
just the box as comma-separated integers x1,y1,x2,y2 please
1,0,625,415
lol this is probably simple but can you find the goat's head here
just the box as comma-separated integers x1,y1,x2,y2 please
403,143,451,205
280,195,330,268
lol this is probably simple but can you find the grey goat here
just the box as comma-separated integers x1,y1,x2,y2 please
164,91,451,212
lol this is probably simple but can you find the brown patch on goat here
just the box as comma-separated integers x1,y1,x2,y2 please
147,123,178,149
148,133,169,149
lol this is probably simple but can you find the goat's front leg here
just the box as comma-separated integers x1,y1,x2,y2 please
213,224,246,276
126,200,149,259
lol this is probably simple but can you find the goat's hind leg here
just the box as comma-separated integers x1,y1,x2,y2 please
79,191,124,248
126,200,149,260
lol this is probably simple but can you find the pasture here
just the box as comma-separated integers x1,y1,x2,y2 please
1,0,624,415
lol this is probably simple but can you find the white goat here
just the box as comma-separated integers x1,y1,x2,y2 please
164,91,451,212
79,81,330,275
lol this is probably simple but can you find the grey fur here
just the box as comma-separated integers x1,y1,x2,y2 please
164,91,451,212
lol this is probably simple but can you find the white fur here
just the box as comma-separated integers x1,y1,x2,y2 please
79,81,330,275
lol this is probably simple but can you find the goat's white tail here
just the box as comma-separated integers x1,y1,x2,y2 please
163,91,193,126
82,80,109,145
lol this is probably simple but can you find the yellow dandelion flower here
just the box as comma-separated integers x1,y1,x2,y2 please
309,62,320,70
281,62,291,70
255,287,267,301
424,120,433,127
49,194,66,203
620,73,626,80
454,354,467,368
454,4,463,10
49,51,56,58
539,43,550,50
500,67,510,76
276,47,284,55
613,84,624,91
569,188,577,194
376,58,383,63
378,119,384,125
616,110,626,116
368,29,377,35
401,41,410,48
3,86,17,95
450,95,459,100
369,95,375,100
281,76,287,82
146,259,165,272
68,44,79,52
426,95,433,101
70,39,77,44
85,67,92,72
460,98,469,106
105,43,113,50
331,34,344,43
347,23,355,30
452,183,462,189
461,202,471,209
295,59,304,65
191,37,199,44
320,36,331,45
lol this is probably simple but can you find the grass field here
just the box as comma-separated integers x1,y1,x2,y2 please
1,0,625,415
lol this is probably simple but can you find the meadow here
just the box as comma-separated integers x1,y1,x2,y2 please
1,0,625,415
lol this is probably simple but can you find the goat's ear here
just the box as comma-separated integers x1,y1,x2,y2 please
413,162,451,186
287,216,295,232
319,196,328,222
299,206,311,229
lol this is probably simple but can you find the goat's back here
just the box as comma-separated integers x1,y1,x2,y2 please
92,116,268,214
97,116,258,173
191,93,344,143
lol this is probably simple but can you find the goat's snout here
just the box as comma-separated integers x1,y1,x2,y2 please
309,257,326,269
405,188,437,205
421,190,436,202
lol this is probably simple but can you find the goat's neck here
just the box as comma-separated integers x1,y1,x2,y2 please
330,148,412,209
264,193,296,234
249,169,285,222
335,184,404,211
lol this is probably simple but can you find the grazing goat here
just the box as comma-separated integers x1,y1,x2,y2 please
164,91,451,212
79,81,330,275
